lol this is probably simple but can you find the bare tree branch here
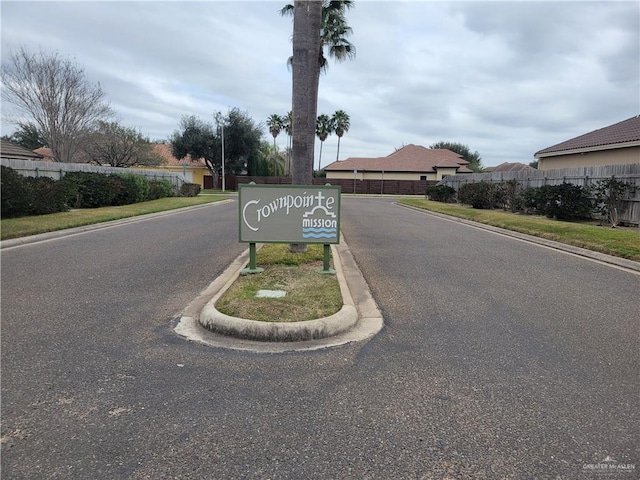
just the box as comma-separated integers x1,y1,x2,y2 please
1,47,113,162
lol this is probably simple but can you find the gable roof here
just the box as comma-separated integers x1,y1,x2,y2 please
0,139,44,161
486,162,535,173
535,116,640,158
153,143,207,167
324,144,472,173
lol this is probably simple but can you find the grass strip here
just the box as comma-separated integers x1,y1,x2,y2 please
399,198,640,261
1,196,226,240
216,244,343,322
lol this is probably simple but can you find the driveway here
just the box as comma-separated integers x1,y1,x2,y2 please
1,197,637,479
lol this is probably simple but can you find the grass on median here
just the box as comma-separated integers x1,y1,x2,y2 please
399,198,640,261
0,195,227,240
215,244,343,323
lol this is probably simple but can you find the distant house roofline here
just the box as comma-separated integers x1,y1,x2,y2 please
534,115,640,158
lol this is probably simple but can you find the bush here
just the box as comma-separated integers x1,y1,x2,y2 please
458,182,494,209
112,173,151,205
61,172,121,208
179,182,201,197
522,183,592,220
25,176,70,215
425,185,456,203
1,165,31,218
1,166,70,218
147,179,176,200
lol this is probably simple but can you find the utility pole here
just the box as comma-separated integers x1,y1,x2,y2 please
215,112,226,192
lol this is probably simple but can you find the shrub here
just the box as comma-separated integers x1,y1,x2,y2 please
425,185,456,203
458,182,494,209
179,182,201,197
24,176,70,215
522,183,592,220
147,179,176,200
590,178,638,227
1,165,31,218
112,173,151,205
1,166,70,218
61,172,121,208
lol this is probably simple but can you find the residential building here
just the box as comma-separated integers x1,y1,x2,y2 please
323,144,473,181
535,116,640,170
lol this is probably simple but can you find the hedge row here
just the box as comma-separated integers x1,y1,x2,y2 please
0,166,188,219
429,179,637,223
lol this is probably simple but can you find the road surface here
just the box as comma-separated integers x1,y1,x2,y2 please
1,197,638,479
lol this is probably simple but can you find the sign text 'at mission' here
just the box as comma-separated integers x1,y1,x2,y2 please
239,184,341,244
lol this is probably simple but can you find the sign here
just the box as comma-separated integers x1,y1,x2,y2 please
239,184,341,244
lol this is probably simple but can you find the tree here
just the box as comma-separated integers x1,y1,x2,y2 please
252,141,286,176
1,47,112,163
170,109,263,178
266,114,283,152
332,110,350,162
282,111,293,175
290,0,323,185
170,115,217,175
85,121,163,167
223,108,264,174
316,114,334,171
281,1,356,74
2,123,47,150
430,141,483,172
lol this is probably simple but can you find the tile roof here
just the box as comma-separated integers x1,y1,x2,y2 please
487,162,535,172
1,139,44,160
324,144,473,173
153,143,207,167
535,115,640,157
33,147,55,162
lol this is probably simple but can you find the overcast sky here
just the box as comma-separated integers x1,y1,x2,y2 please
1,1,638,168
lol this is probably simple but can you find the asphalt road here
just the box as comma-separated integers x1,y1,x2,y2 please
1,197,638,479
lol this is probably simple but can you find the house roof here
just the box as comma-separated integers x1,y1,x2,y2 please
324,144,473,173
0,139,44,161
535,115,640,157
153,143,207,167
33,147,55,162
486,162,535,173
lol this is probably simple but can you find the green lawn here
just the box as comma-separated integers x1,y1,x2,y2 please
1,195,227,240
399,198,640,261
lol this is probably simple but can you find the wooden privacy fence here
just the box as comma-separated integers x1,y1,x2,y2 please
1,159,186,188
437,164,640,226
236,176,436,195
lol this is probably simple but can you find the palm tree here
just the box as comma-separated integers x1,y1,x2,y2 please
316,114,334,171
281,1,355,74
282,111,293,175
266,114,283,152
332,110,349,162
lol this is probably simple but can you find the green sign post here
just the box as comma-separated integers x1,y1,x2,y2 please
238,184,341,274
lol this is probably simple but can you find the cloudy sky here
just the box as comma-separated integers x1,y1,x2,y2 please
1,1,638,168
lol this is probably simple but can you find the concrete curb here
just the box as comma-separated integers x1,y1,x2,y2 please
174,234,384,353
399,203,640,273
198,240,359,342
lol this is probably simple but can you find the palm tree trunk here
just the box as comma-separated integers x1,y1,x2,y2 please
336,136,341,162
290,0,322,252
318,140,323,171
291,0,322,186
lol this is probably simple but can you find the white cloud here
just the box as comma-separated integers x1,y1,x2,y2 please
2,0,638,168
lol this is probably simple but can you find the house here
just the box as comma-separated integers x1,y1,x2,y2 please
0,139,44,161
323,144,473,181
535,116,640,170
146,143,212,188
485,162,535,173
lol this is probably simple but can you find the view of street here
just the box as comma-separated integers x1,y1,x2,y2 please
1,197,638,479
